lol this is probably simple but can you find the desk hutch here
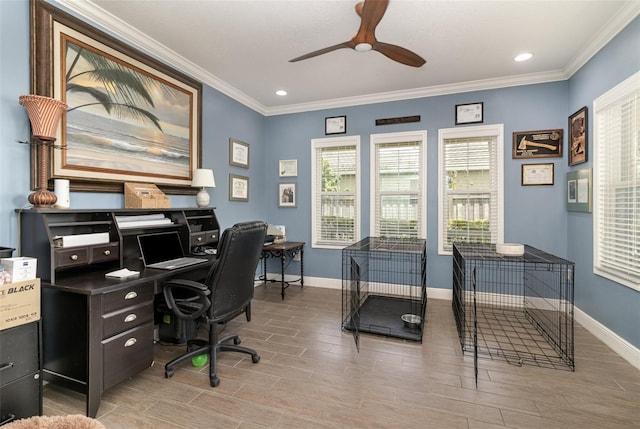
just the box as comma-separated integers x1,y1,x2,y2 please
18,208,220,418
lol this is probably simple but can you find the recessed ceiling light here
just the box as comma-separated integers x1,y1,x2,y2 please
514,52,533,62
276,90,287,96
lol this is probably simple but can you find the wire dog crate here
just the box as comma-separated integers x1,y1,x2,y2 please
452,243,574,384
342,237,427,350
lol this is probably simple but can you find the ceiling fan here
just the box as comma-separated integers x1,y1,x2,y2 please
289,0,426,68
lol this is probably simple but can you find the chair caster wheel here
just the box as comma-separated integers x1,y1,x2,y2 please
165,368,174,378
252,354,260,364
210,376,220,387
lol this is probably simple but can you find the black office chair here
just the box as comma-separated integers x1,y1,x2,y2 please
162,221,267,387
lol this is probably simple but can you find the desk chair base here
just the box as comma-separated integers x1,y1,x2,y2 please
164,334,260,387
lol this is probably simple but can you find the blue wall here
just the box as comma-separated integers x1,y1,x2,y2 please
1,0,638,349
566,17,640,349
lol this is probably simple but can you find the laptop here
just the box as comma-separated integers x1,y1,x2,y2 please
137,231,207,270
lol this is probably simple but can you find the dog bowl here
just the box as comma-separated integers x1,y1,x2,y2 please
401,314,422,329
495,243,525,256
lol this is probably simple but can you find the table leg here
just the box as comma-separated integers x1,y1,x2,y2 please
300,248,304,288
280,251,285,300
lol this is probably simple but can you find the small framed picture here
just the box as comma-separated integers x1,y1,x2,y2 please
521,163,554,186
569,106,588,166
229,138,249,168
513,129,563,159
567,168,592,212
229,174,249,201
325,116,346,135
278,183,296,207
279,159,298,177
455,102,483,125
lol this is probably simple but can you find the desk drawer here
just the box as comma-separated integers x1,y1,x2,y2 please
103,322,154,391
0,323,39,386
0,373,41,424
102,302,153,338
102,283,154,314
191,229,219,246
91,243,119,263
55,247,89,268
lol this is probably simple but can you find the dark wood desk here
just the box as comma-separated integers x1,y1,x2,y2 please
40,260,212,418
261,242,304,299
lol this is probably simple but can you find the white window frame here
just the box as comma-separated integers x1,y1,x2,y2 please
311,135,361,249
593,71,640,291
369,130,427,239
438,124,504,255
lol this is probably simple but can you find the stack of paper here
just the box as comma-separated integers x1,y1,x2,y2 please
115,214,173,229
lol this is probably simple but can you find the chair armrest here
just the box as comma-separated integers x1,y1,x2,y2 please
163,279,211,320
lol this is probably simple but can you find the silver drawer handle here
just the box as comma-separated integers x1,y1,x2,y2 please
0,362,14,372
124,314,137,323
70,254,78,261
197,236,203,242
124,291,138,300
124,338,137,347
104,249,111,256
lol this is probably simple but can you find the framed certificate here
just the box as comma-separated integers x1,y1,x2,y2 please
229,138,249,168
279,159,298,177
455,102,483,125
325,116,346,135
521,163,554,186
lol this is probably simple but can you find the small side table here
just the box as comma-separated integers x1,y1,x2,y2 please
261,241,304,299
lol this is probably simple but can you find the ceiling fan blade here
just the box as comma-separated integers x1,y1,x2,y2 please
353,0,389,45
373,41,426,67
289,41,353,63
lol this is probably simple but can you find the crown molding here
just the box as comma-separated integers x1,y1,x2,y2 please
54,0,268,115
264,71,568,116
563,0,640,78
54,0,639,117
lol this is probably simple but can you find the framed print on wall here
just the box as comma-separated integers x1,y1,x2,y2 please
229,138,250,168
512,129,563,159
278,183,296,207
455,102,483,125
569,106,588,166
229,174,249,202
521,163,554,186
31,0,202,194
567,168,592,212
279,159,298,177
325,116,346,135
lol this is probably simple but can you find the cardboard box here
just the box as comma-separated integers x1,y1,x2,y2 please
124,182,171,208
0,278,40,330
1,257,37,282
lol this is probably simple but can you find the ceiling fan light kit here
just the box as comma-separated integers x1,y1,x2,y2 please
289,0,425,68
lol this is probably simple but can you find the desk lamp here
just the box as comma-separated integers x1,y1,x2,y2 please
191,168,216,207
19,94,67,208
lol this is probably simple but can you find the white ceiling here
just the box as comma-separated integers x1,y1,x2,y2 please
59,0,639,115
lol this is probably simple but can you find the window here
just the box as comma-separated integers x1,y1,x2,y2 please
593,71,640,291
438,124,504,254
370,131,426,238
311,136,360,248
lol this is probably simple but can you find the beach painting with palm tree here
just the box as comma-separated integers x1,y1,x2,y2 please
53,29,200,187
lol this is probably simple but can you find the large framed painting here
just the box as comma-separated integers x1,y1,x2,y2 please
30,0,202,194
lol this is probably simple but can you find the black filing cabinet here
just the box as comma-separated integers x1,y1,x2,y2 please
0,322,42,426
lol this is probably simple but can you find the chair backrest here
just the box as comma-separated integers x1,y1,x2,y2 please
206,221,266,320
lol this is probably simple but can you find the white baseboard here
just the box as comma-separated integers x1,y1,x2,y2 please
574,306,640,371
282,277,638,370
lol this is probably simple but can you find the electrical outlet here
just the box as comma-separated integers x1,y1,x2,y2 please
293,251,301,262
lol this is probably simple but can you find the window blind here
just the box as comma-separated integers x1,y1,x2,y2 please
593,72,640,290
311,138,360,247
372,140,424,238
440,135,499,252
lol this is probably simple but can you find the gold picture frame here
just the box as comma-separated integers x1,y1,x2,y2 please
30,0,202,194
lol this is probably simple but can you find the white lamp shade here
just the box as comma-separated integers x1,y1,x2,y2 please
191,168,216,188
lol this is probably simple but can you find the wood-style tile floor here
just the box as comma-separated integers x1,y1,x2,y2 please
43,285,640,428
